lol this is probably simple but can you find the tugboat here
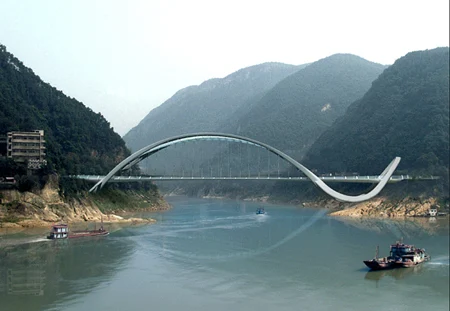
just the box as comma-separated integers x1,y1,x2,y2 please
47,222,109,239
256,208,266,215
363,240,430,270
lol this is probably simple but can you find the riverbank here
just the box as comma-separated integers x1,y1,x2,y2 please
196,191,449,218
0,177,170,228
301,196,448,218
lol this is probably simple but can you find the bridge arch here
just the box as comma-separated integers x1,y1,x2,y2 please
89,132,401,203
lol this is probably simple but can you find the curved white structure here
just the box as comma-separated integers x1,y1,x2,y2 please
89,133,401,203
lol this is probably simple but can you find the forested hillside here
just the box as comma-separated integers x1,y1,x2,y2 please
0,44,129,176
303,48,449,193
123,62,304,152
224,54,386,158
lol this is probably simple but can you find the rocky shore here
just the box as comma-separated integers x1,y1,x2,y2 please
7,179,443,228
302,196,448,218
197,189,448,219
0,178,170,229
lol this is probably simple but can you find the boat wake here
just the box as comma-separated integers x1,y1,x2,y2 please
28,237,49,243
146,222,258,238
426,255,449,266
196,214,258,224
145,209,327,262
0,236,50,248
134,214,263,239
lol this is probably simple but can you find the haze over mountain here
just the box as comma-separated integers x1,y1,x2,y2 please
189,48,449,202
221,54,387,158
1,40,448,202
124,53,386,172
123,63,304,152
303,47,449,182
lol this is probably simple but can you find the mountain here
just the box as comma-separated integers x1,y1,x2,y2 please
303,48,449,181
0,44,129,176
223,54,387,158
123,62,304,152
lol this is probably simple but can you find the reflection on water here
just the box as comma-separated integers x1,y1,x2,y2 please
1,198,449,311
365,264,424,282
6,263,46,296
0,235,135,311
334,215,449,238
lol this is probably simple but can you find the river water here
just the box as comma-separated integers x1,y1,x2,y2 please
0,197,448,311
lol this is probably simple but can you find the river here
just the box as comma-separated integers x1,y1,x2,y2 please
0,197,448,311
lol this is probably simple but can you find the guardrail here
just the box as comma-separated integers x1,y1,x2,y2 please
68,174,440,184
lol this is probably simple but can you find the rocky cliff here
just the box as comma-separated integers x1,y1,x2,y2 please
0,176,170,228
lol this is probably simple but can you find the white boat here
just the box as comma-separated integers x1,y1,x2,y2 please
256,208,265,215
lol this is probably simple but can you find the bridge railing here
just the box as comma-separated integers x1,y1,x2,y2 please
68,174,437,184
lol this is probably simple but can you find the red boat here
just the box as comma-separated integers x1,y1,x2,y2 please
47,223,109,239
69,227,109,238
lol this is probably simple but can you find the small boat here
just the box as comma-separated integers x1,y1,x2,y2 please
412,208,447,217
428,208,437,217
47,223,109,239
364,240,430,270
256,208,265,215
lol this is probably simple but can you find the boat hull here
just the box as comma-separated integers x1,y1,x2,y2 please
68,230,110,238
363,259,396,270
47,228,109,239
364,243,431,270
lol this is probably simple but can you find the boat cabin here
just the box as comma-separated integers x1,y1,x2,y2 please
47,224,69,239
390,243,415,258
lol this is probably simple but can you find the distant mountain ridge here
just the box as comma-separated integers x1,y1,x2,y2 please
123,62,305,151
124,54,386,163
303,47,449,179
221,53,387,157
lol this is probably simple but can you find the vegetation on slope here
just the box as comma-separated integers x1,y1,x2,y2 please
303,47,449,197
226,54,386,158
0,44,130,178
123,62,304,152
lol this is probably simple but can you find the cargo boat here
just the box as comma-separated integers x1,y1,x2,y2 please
47,223,109,239
363,240,430,270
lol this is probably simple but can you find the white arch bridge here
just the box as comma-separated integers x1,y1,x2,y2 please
82,133,437,203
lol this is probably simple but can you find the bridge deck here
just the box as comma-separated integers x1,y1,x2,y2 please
70,175,439,184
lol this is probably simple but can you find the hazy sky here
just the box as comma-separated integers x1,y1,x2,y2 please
0,0,448,136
